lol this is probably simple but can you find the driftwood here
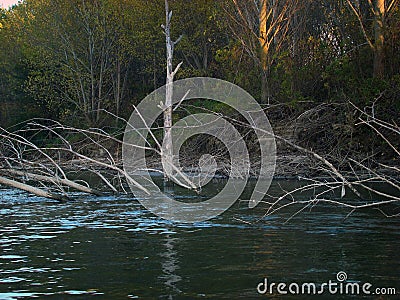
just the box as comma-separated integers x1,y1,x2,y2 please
0,99,398,220
2,169,103,196
0,120,146,200
0,175,68,202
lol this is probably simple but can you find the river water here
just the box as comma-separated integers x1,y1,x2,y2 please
0,179,399,299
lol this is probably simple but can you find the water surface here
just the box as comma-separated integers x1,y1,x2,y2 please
0,180,399,299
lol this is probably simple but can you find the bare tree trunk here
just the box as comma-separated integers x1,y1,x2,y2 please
3,169,103,196
115,56,121,127
255,0,299,104
261,71,270,104
162,0,183,181
259,0,269,104
373,0,385,78
346,0,399,78
0,175,68,202
154,46,157,90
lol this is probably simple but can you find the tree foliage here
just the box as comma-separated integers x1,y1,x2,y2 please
0,0,398,157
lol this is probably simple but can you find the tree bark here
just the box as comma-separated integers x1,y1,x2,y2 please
3,169,103,196
373,0,385,78
162,0,182,181
0,175,68,202
164,0,174,181
259,0,269,104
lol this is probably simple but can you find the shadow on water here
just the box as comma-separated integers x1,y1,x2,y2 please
0,179,399,299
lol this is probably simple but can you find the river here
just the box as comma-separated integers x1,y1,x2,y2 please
0,179,399,299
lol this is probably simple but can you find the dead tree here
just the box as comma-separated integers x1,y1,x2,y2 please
258,102,400,220
0,120,146,201
0,103,398,220
161,0,183,181
0,175,68,202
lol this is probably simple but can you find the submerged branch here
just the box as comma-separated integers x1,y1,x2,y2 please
0,175,68,202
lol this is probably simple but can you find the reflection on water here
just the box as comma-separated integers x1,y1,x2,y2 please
160,235,182,299
0,180,399,299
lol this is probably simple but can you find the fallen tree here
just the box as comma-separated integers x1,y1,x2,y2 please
0,175,68,202
0,100,398,220
3,169,103,196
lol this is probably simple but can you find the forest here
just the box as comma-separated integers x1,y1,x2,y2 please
1,0,399,150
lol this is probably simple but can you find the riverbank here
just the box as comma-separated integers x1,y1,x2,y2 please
60,152,399,181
